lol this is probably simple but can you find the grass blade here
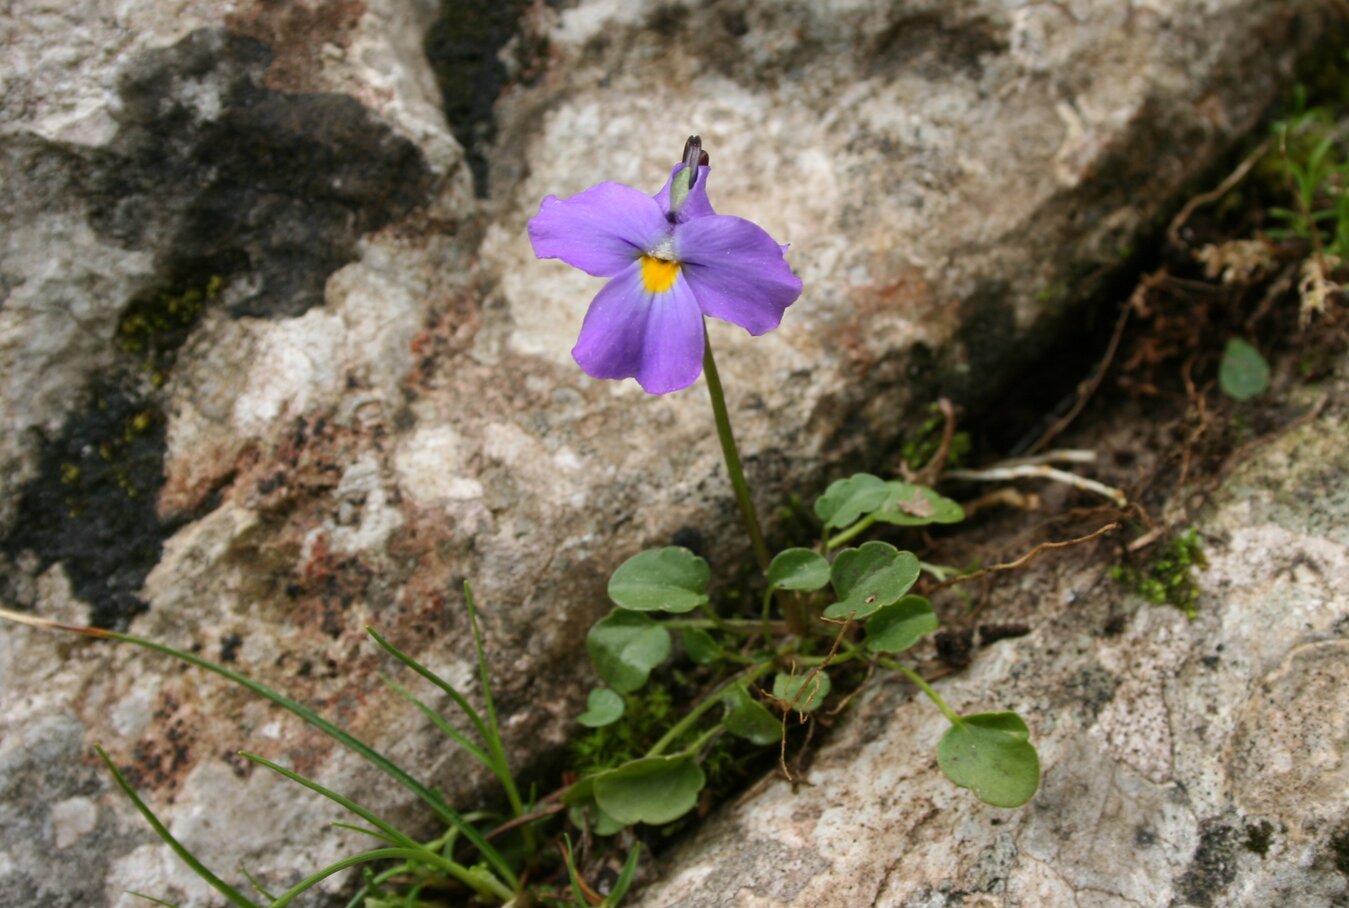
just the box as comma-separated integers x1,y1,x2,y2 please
603,845,642,908
0,607,518,891
559,834,595,907
366,628,493,750
126,893,181,907
239,865,276,901
329,821,400,845
95,746,260,908
377,670,493,769
463,583,530,832
241,752,512,901
269,848,432,907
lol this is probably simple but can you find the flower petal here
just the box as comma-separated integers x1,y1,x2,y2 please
529,182,670,277
675,215,803,335
652,164,716,223
572,264,706,395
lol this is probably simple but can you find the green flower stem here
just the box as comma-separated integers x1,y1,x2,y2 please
826,514,877,550
919,560,958,581
647,660,776,756
680,721,726,757
879,658,962,725
792,649,861,668
703,329,771,574
698,601,731,633
662,618,787,634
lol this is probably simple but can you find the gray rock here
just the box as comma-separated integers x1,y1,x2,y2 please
0,0,1333,904
630,400,1349,907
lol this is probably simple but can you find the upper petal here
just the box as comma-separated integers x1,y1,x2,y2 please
652,164,716,223
675,215,803,335
572,264,706,395
528,182,671,277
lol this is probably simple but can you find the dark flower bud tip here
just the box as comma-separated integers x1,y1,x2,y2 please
682,135,706,189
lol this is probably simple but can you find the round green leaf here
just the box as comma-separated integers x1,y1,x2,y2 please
566,801,625,836
937,712,1040,808
768,548,831,592
772,670,831,713
564,779,627,835
873,482,965,526
814,473,890,529
826,541,921,619
577,688,625,728
592,756,706,825
1219,338,1270,401
864,595,939,653
608,547,710,614
681,627,719,665
586,609,671,693
722,684,782,745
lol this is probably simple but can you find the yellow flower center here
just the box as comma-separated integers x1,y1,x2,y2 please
640,255,680,294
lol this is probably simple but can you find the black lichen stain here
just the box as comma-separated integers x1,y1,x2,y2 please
117,274,223,386
1062,665,1120,723
2,390,176,630
219,633,243,663
424,0,532,198
1328,823,1349,877
2,28,436,628
1175,821,1241,907
88,27,434,319
1244,820,1275,857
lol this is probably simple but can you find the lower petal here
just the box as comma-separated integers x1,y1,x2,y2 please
637,276,705,394
572,267,706,395
676,215,803,335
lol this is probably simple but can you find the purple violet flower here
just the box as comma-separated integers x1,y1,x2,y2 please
527,140,803,394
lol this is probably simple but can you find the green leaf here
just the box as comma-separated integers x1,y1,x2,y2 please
864,595,939,653
1219,338,1270,401
772,670,832,713
564,779,629,835
591,803,625,836
814,473,890,529
873,482,965,527
560,834,589,906
937,712,1041,808
577,688,625,728
722,684,782,745
602,845,643,908
681,627,719,665
592,756,706,825
96,746,260,908
586,609,672,693
826,541,921,619
767,548,831,592
608,547,710,614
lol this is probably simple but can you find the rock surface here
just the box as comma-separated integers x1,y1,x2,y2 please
0,0,1333,905
630,392,1349,908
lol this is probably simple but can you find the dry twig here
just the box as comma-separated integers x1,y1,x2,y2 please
934,523,1122,590
1167,138,1271,248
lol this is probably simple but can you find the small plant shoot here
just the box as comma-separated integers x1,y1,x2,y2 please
1219,337,1271,400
